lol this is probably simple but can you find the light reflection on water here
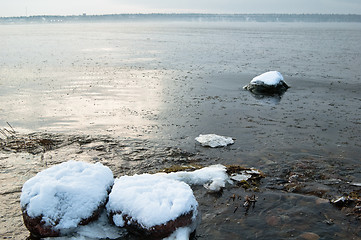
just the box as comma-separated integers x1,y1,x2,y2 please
0,67,166,136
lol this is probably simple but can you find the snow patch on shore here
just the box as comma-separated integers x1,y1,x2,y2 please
159,164,229,192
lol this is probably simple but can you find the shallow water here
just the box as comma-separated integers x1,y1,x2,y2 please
0,21,360,239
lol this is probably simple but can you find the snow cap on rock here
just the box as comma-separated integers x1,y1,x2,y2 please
106,174,198,229
20,160,114,230
250,71,284,86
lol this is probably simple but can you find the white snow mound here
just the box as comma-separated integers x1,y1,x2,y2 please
20,160,114,230
195,134,234,148
250,71,284,86
158,164,229,192
106,174,198,229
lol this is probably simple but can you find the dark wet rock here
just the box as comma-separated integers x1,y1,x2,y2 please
108,211,195,239
287,182,331,198
22,205,104,238
266,215,280,226
244,80,289,95
298,232,320,240
22,213,60,238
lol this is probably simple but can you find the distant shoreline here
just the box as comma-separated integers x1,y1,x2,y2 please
1,13,361,24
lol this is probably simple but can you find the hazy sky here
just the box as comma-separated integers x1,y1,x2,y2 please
1,0,360,17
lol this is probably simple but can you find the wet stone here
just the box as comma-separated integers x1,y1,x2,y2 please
298,232,320,240
265,215,280,226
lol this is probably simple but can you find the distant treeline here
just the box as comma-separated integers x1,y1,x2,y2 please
1,13,361,24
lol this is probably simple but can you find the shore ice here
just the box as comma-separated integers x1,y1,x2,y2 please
20,160,114,231
158,164,229,192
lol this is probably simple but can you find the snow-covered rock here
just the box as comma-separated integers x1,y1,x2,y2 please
106,174,199,239
243,71,289,95
21,161,263,239
195,134,234,148
20,160,114,237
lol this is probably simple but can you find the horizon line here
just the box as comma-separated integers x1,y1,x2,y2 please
2,12,361,18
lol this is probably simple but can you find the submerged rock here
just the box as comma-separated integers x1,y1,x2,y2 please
243,71,289,95
298,232,320,240
106,174,199,239
195,134,234,148
20,161,114,238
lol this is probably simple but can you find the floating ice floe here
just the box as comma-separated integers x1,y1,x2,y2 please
20,160,114,238
106,174,199,239
230,169,262,182
243,71,289,95
195,134,234,148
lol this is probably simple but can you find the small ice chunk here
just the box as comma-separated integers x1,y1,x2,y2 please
230,173,252,182
250,71,284,86
245,169,263,175
349,182,361,187
106,174,198,229
230,168,262,182
195,134,234,148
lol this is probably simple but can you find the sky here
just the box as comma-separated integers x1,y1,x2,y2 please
0,0,360,17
